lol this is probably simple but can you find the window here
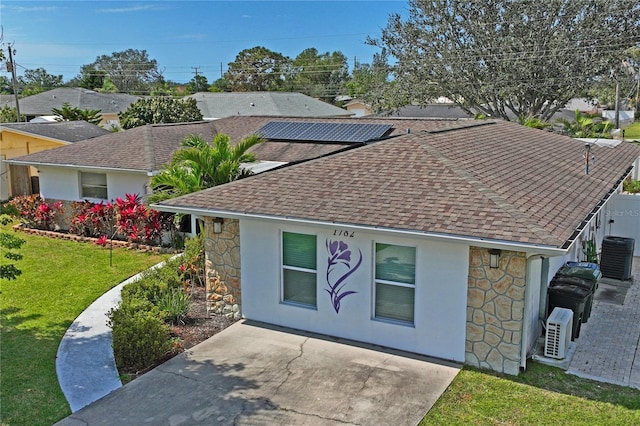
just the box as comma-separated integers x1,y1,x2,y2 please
374,243,416,324
80,172,107,199
282,231,317,307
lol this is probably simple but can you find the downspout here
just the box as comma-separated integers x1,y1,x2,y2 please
521,254,548,370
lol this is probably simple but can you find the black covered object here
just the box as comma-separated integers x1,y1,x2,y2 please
600,236,635,281
548,282,590,340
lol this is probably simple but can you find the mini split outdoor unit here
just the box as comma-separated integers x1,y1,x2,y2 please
544,307,573,359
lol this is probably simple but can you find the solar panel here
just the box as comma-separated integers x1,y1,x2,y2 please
258,121,392,143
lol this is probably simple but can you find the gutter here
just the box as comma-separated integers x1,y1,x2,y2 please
2,159,155,176
151,204,568,256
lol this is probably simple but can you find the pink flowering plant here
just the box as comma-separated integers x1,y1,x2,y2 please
8,194,64,231
69,193,166,246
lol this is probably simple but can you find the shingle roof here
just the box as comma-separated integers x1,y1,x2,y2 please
186,92,353,119
1,121,111,142
3,88,140,115
159,120,640,248
8,116,476,172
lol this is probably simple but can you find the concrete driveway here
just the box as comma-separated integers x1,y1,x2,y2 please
55,320,460,425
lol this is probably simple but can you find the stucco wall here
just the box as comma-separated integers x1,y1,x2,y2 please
466,247,527,375
38,166,149,202
237,218,469,362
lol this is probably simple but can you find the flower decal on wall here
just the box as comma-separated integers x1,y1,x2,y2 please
326,239,362,313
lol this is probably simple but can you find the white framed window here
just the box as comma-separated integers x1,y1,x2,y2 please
374,243,416,324
281,231,317,308
80,172,107,199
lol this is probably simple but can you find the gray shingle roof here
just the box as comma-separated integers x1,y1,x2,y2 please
159,120,640,248
1,121,111,142
3,88,141,115
186,92,353,119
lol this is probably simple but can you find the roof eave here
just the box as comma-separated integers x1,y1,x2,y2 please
152,204,568,256
3,159,153,175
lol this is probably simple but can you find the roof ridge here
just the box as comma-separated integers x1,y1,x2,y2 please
414,135,561,245
142,125,156,171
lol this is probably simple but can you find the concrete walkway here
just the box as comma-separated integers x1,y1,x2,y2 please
56,261,172,412
567,257,640,388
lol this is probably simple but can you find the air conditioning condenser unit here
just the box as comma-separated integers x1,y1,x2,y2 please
544,307,573,359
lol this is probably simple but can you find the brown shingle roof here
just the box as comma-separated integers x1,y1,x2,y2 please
159,120,640,248
8,116,475,171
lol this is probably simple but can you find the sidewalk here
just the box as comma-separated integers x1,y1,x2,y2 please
56,259,173,412
567,257,640,388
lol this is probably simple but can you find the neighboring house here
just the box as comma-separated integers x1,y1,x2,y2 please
185,92,353,120
1,87,141,129
374,104,474,119
4,115,421,208
0,120,110,200
344,99,374,117
154,119,640,376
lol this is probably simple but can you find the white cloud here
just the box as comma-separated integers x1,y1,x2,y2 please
98,4,167,14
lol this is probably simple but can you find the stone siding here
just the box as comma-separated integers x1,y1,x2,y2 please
466,247,527,375
204,217,241,320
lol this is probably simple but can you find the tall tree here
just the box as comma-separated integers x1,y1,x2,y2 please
118,97,203,129
370,0,640,121
18,68,63,95
148,133,263,202
186,74,209,93
288,48,349,103
77,49,162,94
345,50,393,110
225,46,291,91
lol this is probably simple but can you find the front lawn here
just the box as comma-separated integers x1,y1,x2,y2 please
421,362,640,425
0,223,170,426
625,121,640,139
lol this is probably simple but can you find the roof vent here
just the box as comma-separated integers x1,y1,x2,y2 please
250,102,255,107
407,128,411,134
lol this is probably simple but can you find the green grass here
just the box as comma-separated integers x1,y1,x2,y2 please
0,223,170,426
421,362,640,425
624,121,640,139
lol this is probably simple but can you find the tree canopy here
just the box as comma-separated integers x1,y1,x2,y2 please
370,0,640,121
225,46,291,91
75,49,162,94
118,97,203,129
288,48,349,103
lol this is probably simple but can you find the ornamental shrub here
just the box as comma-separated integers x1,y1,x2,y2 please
8,194,64,230
108,299,173,372
156,287,191,325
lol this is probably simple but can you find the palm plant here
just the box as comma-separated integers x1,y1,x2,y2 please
556,110,614,138
148,133,263,203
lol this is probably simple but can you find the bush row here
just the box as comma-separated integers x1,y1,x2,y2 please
7,193,170,246
108,235,204,373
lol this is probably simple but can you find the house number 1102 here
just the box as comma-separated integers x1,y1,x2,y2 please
333,229,355,237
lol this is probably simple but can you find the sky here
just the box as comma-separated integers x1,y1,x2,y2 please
0,0,407,84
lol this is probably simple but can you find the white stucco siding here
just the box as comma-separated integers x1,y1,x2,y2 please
37,166,149,202
240,218,469,362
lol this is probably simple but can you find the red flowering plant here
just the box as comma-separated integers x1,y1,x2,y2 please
8,194,64,231
68,193,165,247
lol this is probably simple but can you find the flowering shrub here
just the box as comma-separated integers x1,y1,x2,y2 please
8,194,64,231
68,193,165,246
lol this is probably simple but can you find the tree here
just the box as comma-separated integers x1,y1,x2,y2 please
225,46,291,91
118,97,203,129
370,0,640,121
18,67,63,96
556,110,614,138
345,50,393,110
0,105,24,123
52,103,102,125
186,74,209,93
288,48,349,103
148,133,263,203
0,214,25,280
76,49,162,94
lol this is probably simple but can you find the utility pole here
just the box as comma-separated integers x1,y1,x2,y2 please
614,79,620,129
6,43,22,122
191,66,200,92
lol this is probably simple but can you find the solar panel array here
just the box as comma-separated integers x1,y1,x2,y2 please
258,121,392,143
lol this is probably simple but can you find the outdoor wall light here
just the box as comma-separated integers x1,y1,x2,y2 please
489,249,502,269
213,217,224,234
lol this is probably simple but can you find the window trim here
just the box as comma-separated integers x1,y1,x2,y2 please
79,171,108,200
281,231,318,309
373,242,417,325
